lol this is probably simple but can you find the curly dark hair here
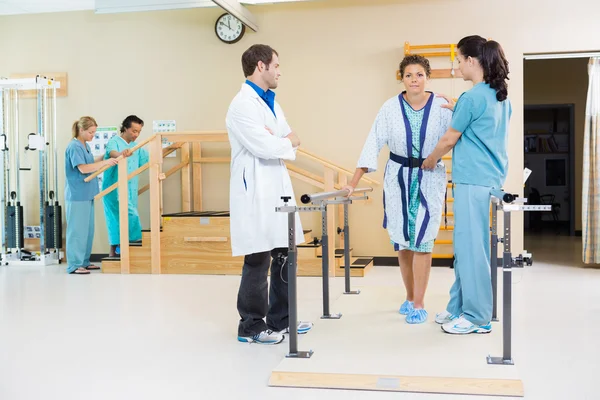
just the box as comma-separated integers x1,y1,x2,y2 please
399,54,431,78
457,35,510,102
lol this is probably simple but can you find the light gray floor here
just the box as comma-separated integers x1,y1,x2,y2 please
0,235,598,400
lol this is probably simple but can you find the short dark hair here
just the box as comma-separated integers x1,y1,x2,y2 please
399,54,431,78
120,115,144,133
241,44,279,77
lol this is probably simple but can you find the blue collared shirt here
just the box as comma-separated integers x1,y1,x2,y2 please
245,79,276,117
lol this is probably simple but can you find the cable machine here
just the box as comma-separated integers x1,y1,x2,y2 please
0,76,63,266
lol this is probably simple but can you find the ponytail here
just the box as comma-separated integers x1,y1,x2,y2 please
72,121,79,138
457,35,510,102
481,40,509,102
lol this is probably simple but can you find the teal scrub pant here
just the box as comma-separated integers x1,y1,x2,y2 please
446,183,493,326
66,200,95,274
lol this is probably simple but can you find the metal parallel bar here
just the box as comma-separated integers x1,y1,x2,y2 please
491,201,499,322
301,187,373,204
490,189,515,203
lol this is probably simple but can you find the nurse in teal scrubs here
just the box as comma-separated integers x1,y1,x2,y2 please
102,115,149,257
422,35,511,334
65,116,118,274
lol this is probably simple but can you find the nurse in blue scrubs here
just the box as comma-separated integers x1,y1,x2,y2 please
422,36,512,334
65,117,118,274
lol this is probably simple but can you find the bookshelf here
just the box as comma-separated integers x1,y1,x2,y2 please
523,104,575,236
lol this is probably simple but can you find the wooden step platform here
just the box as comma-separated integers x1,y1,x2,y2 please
102,211,373,277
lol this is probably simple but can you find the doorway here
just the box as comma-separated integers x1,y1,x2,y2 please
523,58,587,237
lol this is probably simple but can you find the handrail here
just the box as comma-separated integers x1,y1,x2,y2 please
84,134,156,182
94,142,183,200
296,148,379,185
158,131,380,186
301,187,373,204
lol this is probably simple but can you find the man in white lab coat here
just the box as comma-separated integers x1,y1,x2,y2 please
226,44,313,345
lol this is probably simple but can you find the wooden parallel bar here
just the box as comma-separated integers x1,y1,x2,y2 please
160,133,228,143
288,171,325,189
118,159,130,274
94,142,182,200
440,226,454,231
430,69,464,79
434,240,453,245
298,148,379,185
84,134,156,182
138,161,187,195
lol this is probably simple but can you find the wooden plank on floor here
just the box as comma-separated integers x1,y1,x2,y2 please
269,371,524,397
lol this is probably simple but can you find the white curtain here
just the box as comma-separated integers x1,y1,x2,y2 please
582,58,600,264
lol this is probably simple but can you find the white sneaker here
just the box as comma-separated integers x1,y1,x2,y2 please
441,316,492,335
276,321,314,335
435,310,459,325
238,329,284,345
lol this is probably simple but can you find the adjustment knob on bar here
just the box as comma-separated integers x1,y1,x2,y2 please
281,196,291,204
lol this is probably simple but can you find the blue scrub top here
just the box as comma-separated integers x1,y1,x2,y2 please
451,82,512,189
65,138,100,201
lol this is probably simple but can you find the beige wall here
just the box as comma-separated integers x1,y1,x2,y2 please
524,58,589,231
1,0,599,257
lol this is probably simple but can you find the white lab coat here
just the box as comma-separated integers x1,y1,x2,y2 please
226,83,304,257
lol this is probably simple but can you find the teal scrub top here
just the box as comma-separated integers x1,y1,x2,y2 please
451,82,512,189
64,138,100,201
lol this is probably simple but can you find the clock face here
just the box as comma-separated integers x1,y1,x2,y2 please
215,13,245,44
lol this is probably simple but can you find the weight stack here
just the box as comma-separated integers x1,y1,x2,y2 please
7,203,24,249
45,202,63,249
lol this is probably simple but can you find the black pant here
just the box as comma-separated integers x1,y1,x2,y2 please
237,248,288,337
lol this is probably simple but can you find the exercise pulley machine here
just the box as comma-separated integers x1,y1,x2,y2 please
0,76,63,266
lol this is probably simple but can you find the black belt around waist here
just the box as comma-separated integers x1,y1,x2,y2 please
389,152,423,168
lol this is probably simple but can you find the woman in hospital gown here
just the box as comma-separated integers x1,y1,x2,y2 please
344,55,452,324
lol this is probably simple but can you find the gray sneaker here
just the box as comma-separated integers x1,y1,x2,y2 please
237,329,284,345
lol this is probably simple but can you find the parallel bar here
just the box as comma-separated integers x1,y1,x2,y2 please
84,134,156,182
301,187,372,204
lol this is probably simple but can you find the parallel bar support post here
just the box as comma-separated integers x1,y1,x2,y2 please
487,210,514,366
320,202,341,320
343,202,359,295
285,206,313,359
491,201,499,322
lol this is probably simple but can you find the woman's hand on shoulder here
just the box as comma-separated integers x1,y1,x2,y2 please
437,94,456,111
